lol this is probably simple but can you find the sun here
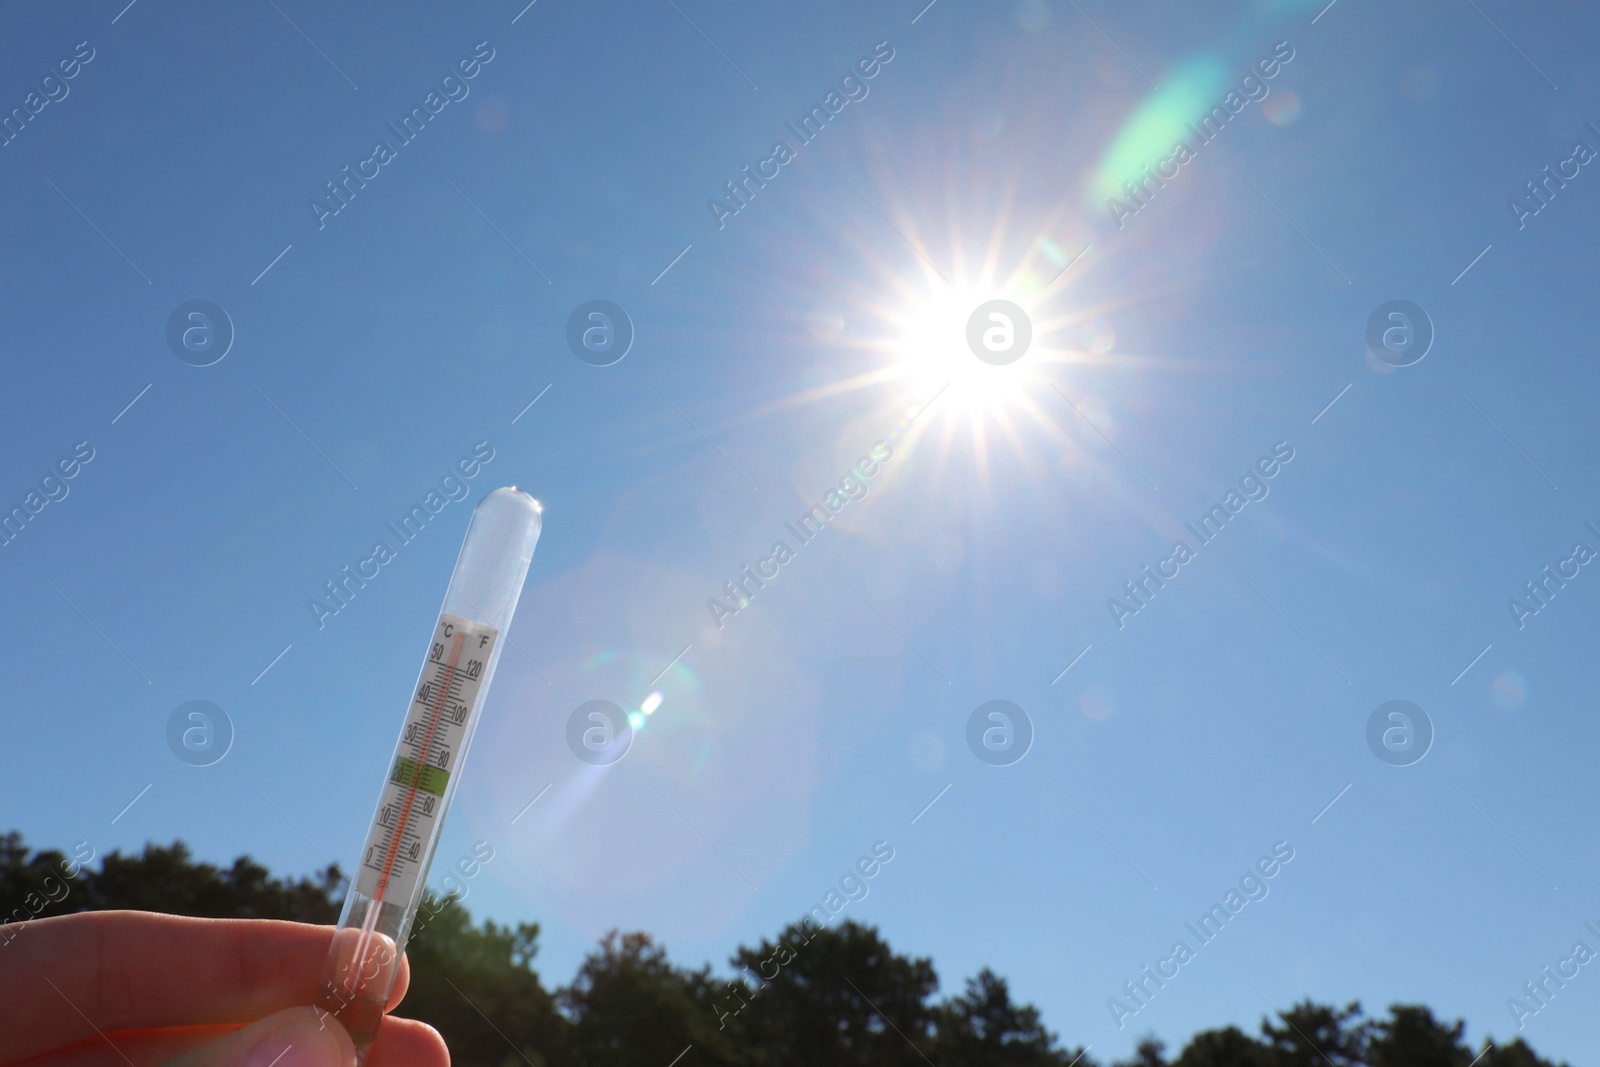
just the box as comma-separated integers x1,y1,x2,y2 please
887,281,1041,421
737,167,1140,497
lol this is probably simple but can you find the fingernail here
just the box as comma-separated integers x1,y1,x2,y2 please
245,1009,351,1067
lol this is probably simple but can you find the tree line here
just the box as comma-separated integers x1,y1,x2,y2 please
0,831,1571,1067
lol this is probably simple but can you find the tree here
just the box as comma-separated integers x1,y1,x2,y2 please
0,832,340,925
406,901,567,1067
935,968,1086,1066
1,831,85,928
1367,1004,1471,1067
1259,1000,1368,1067
0,832,1584,1067
730,918,939,1067
1114,1036,1169,1067
560,930,741,1067
82,840,342,921
1173,1025,1270,1067
1480,1037,1573,1067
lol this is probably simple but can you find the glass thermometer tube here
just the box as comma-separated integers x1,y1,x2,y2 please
314,486,542,1058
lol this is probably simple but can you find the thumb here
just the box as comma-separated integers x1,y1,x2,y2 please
161,1006,356,1067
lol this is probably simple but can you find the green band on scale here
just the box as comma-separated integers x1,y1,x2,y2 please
390,756,450,797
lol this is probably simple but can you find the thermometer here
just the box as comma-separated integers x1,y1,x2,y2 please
314,486,542,1059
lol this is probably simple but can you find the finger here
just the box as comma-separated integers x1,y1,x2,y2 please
1,912,410,1065
159,1007,354,1067
384,956,410,1013
365,1016,450,1067
13,1025,236,1066
8,1013,444,1067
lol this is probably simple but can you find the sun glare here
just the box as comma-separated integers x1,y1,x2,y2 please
747,159,1152,500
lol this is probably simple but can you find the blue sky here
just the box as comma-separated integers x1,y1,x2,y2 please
5,0,1600,1060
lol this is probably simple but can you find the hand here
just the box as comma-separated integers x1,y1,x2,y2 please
0,910,449,1066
